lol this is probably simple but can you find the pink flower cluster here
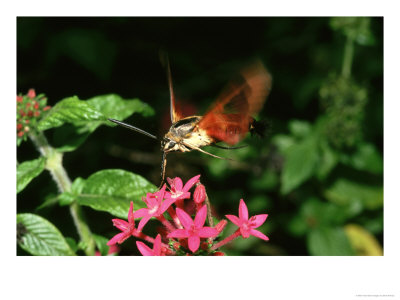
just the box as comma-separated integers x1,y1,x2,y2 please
107,175,269,256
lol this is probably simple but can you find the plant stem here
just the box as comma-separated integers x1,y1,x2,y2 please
211,229,241,251
28,130,95,256
157,215,176,233
342,34,355,78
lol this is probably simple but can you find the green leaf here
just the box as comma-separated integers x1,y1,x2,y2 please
288,198,353,237
50,95,154,152
58,177,86,206
65,237,79,253
342,143,383,174
77,169,156,218
36,194,59,211
92,234,110,256
38,96,106,131
280,137,319,194
87,94,155,124
17,157,46,193
344,224,383,256
288,120,312,138
52,125,92,153
325,179,383,210
307,227,355,256
17,213,76,256
316,141,338,180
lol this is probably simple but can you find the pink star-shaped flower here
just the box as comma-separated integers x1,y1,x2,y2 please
226,199,269,241
136,234,163,256
167,205,218,253
165,175,200,202
107,202,136,246
134,184,175,231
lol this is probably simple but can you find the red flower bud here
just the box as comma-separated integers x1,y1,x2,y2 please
193,184,206,204
200,241,209,250
172,242,181,251
27,89,36,99
17,96,23,103
216,219,228,233
43,106,51,111
34,111,40,117
28,111,33,117
34,102,39,110
17,123,23,130
19,109,26,116
26,102,31,108
17,131,24,137
212,251,225,256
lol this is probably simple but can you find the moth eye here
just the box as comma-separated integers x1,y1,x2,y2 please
167,141,176,149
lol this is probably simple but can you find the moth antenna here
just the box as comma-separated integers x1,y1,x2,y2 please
108,118,159,141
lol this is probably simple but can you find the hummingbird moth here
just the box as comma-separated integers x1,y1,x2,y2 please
108,56,272,187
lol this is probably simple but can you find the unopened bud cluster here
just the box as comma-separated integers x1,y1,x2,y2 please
17,89,51,145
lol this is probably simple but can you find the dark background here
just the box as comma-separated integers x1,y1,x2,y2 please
17,17,383,255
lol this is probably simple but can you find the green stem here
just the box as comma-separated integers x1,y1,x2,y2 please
342,34,355,78
28,130,95,256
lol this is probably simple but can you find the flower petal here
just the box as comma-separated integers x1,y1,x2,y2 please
183,174,200,192
225,214,241,227
153,234,162,255
250,229,269,241
176,208,194,229
128,202,134,223
160,197,176,214
168,229,189,238
107,232,129,246
146,193,159,208
250,214,268,228
188,235,200,253
238,199,249,221
157,184,167,199
171,177,183,191
138,214,152,231
198,227,219,238
133,208,148,218
112,219,129,231
136,241,154,256
194,205,207,228
240,226,250,238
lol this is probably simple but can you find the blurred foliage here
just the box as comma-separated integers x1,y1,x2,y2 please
17,17,383,255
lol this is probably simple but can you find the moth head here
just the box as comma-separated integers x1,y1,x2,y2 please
161,138,179,153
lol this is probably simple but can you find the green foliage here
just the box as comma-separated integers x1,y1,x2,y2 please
330,17,375,45
76,169,156,218
46,94,154,152
92,234,111,256
38,96,106,131
325,179,383,210
17,17,383,256
280,136,318,194
17,157,46,193
307,227,355,256
17,213,76,256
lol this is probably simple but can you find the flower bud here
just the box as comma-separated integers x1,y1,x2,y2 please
27,89,36,99
216,219,228,233
193,184,206,204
